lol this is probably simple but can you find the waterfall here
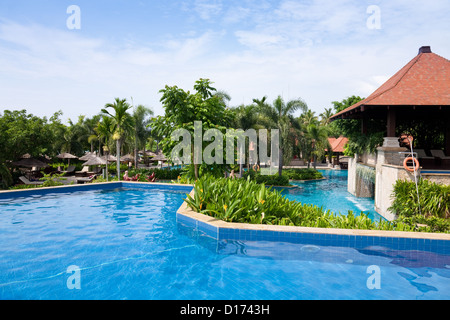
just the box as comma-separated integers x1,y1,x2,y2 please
355,163,376,198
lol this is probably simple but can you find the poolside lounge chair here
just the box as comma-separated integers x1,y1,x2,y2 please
75,166,93,177
76,174,98,184
430,150,450,160
415,149,434,160
61,165,76,175
19,176,44,185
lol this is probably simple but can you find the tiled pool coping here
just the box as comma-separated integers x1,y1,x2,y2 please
177,191,450,254
1,182,449,254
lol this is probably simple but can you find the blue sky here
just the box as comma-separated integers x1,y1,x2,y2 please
0,0,449,122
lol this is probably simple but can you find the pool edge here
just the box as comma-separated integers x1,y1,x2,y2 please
176,190,450,255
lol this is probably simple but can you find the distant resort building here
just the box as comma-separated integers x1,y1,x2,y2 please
327,136,349,168
330,46,450,220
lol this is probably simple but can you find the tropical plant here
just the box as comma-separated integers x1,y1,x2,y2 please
184,175,400,230
389,178,450,219
131,104,154,167
101,98,134,181
306,123,330,169
254,95,308,176
152,78,233,179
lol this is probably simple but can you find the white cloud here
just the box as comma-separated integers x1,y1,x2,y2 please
0,0,449,123
193,0,223,20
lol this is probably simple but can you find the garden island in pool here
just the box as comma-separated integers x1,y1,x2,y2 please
0,182,449,300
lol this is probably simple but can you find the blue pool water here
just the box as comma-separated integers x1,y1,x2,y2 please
0,184,449,300
281,170,384,221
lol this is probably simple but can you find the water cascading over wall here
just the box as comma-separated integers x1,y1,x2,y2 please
355,163,376,198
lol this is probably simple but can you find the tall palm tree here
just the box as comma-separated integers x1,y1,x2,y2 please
83,115,101,153
132,105,154,168
101,98,134,181
320,108,334,126
307,123,330,169
255,95,308,176
96,116,115,180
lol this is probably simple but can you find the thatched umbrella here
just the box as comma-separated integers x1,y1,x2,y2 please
101,155,117,162
79,152,97,161
151,153,167,168
12,158,49,168
151,153,167,162
120,153,134,162
57,153,78,166
82,156,109,181
82,156,107,166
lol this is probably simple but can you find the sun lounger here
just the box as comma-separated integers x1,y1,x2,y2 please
62,165,76,175
19,176,44,185
76,175,98,184
415,149,434,159
430,150,450,160
75,166,93,177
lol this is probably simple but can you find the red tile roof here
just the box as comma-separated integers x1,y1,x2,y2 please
328,136,348,153
332,47,450,119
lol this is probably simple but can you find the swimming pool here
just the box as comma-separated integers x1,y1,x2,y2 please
282,169,384,221
0,183,449,300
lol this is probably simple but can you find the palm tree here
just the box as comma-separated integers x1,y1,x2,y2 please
83,115,101,153
96,116,115,180
230,104,265,176
132,105,154,168
307,123,330,169
101,98,134,181
320,108,334,126
255,95,308,176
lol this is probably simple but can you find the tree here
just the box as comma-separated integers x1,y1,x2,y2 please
320,108,334,126
307,123,330,169
255,95,308,176
0,110,54,188
101,98,134,181
152,78,232,179
131,105,153,168
95,115,115,180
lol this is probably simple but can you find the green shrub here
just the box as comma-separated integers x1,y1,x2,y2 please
40,172,66,187
283,168,323,180
242,170,290,186
184,175,399,230
126,168,183,181
389,179,450,219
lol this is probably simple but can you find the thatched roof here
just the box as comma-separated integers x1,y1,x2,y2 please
57,153,78,159
12,158,49,168
82,156,107,166
79,152,97,161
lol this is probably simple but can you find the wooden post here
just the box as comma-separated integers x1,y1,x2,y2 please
361,117,368,135
386,107,396,137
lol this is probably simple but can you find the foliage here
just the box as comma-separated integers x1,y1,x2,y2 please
125,168,184,181
395,215,450,233
242,170,290,186
328,95,385,156
101,98,134,180
152,78,233,179
184,175,401,230
40,172,66,187
389,179,450,219
253,95,308,176
283,168,323,180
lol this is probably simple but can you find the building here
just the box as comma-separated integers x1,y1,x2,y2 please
330,46,450,220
